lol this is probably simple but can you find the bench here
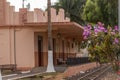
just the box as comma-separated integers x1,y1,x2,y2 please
0,64,16,71
57,58,66,65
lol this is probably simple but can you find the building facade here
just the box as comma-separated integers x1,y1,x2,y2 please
0,0,83,70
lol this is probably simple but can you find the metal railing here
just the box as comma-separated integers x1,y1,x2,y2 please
66,57,91,65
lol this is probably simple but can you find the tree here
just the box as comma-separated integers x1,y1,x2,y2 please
46,0,55,72
83,0,118,27
52,0,86,25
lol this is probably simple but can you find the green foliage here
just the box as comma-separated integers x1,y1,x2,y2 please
52,0,86,25
83,0,118,27
90,30,119,63
52,0,118,26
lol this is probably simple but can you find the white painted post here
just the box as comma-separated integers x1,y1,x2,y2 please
0,70,2,80
46,50,55,72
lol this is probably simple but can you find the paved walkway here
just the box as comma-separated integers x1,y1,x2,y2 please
33,62,99,80
3,71,44,80
2,66,67,80
2,63,97,80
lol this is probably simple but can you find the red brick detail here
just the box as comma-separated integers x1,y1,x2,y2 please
17,67,32,71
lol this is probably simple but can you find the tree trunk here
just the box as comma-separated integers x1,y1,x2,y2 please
46,0,55,72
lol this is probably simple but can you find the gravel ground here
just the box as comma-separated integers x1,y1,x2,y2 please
101,69,120,80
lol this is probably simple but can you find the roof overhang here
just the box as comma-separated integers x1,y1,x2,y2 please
25,22,84,40
0,22,84,40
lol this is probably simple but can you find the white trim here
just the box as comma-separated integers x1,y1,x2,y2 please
2,74,17,78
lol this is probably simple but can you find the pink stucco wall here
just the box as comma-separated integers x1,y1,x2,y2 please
0,0,82,70
1,0,70,25
0,26,80,69
15,28,35,68
0,0,6,25
0,27,34,69
0,28,11,64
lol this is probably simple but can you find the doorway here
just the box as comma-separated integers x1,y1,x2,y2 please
38,36,43,66
62,40,65,60
53,38,56,65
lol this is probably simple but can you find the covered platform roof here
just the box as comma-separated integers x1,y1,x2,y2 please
25,22,84,39
0,22,84,40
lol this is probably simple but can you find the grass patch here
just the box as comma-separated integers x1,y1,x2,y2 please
2,70,13,75
18,72,59,80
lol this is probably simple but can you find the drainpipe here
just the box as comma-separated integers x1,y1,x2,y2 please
14,26,17,71
9,27,12,64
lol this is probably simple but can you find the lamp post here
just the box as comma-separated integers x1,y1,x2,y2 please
22,0,25,8
46,0,55,72
57,33,61,59
22,0,27,8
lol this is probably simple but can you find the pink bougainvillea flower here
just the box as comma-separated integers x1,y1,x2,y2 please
83,26,91,37
111,31,116,35
87,24,92,30
84,26,88,30
114,26,119,31
99,26,105,31
83,36,88,39
94,28,99,34
94,27,103,34
113,38,119,44
83,30,89,36
97,22,104,27
104,29,108,33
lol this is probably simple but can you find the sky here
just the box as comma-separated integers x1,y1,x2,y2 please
7,0,58,11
